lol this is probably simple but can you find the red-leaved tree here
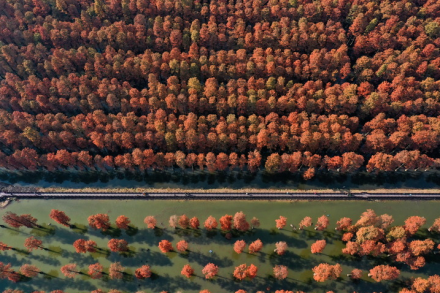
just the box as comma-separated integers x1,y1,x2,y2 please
49,210,71,227
368,265,400,282
88,214,110,231
19,264,39,278
108,239,129,252
109,262,124,279
312,263,342,282
60,264,78,278
234,240,246,254
88,263,103,279
24,237,43,252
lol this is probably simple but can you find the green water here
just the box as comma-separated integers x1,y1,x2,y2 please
0,200,439,293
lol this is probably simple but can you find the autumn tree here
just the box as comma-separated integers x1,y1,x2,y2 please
275,242,288,255
109,262,124,279
49,210,71,227
176,240,188,253
108,239,129,252
315,215,330,231
273,265,288,280
312,263,342,282
202,263,219,279
275,216,287,229
181,264,194,278
88,214,110,231
220,214,233,231
190,217,200,229
311,240,327,254
135,265,152,279
204,216,218,230
0,262,12,279
299,217,313,229
404,216,426,235
19,264,39,278
73,239,97,253
115,215,130,230
169,215,178,228
233,264,248,280
233,211,250,232
428,218,440,233
234,240,246,254
179,215,190,229
249,239,263,254
247,264,258,279
144,216,157,229
368,265,400,282
88,263,103,279
335,217,352,231
349,269,363,280
60,263,78,278
158,240,173,253
24,237,43,252
251,217,260,229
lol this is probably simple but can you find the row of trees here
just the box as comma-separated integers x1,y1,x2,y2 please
2,148,440,179
0,259,409,284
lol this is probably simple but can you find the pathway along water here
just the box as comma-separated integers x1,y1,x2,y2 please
0,191,437,199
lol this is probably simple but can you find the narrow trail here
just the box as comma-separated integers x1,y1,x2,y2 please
0,191,438,200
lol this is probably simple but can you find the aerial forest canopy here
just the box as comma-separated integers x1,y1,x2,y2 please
0,0,439,178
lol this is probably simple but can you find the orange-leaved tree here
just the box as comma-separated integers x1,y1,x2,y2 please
73,239,97,253
49,209,71,227
335,217,352,231
275,241,288,255
247,264,258,279
108,239,129,252
158,240,173,253
176,240,188,253
202,263,218,279
19,264,39,278
299,217,313,229
368,265,400,282
249,239,263,253
204,216,218,230
275,216,287,229
190,217,200,229
311,240,327,254
220,214,233,231
404,216,426,235
312,263,342,282
135,265,152,279
233,264,248,280
315,215,330,231
179,214,190,229
60,263,78,278
115,215,130,230
88,214,110,231
273,265,288,280
88,263,103,279
234,240,246,254
181,264,194,278
109,262,124,279
348,268,363,280
24,236,43,252
233,211,250,232
144,216,157,229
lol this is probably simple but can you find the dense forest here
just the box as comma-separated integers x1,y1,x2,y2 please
0,0,439,179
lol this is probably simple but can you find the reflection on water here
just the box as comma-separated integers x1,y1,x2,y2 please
2,169,440,190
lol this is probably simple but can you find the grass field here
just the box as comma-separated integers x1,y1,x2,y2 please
0,200,439,293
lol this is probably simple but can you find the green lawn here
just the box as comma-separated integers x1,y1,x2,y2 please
0,199,439,293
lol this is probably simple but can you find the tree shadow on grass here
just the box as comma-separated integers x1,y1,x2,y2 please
130,227,174,245
71,223,88,235
30,223,56,238
187,251,234,267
